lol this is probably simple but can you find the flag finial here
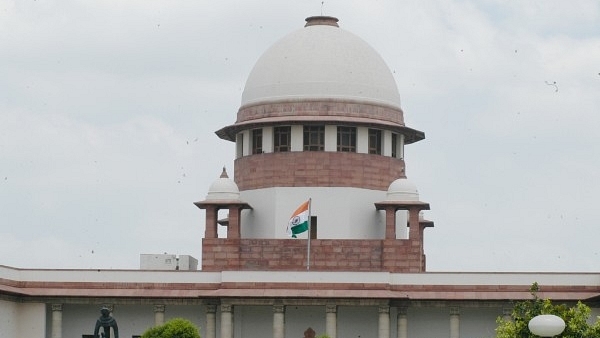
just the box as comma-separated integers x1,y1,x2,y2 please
220,167,228,178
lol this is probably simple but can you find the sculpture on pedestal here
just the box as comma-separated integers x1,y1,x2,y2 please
94,307,119,338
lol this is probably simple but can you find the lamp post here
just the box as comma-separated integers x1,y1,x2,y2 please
528,314,566,337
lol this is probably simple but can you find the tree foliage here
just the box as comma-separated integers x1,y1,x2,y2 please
141,318,201,338
496,283,600,338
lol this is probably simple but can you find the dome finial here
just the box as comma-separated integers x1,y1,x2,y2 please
220,166,228,178
305,16,339,27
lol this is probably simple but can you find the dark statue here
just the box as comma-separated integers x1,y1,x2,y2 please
94,307,119,338
303,327,316,338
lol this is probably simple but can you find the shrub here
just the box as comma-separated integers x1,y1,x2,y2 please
495,283,600,338
141,318,201,338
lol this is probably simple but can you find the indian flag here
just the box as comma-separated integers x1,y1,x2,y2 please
287,200,310,238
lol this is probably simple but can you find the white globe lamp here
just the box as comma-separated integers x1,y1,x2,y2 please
528,314,566,337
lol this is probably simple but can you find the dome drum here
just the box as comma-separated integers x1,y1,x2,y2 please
216,100,425,144
233,151,406,191
237,99,405,125
216,117,424,144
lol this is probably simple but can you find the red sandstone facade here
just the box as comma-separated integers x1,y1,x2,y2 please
201,238,427,272
216,100,424,143
234,152,406,191
198,17,433,274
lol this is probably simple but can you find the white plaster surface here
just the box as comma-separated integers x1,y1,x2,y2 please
241,23,401,108
240,187,388,240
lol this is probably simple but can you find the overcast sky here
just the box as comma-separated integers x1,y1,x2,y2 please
1,0,599,272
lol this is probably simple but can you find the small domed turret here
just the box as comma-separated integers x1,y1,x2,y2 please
206,167,240,201
386,177,419,201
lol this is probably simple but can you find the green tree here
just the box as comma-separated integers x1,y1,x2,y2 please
496,283,600,338
141,318,201,338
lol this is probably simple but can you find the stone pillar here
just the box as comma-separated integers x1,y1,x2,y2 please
205,304,217,338
154,304,165,326
407,206,421,240
220,304,233,338
396,307,407,338
273,304,285,338
227,206,242,239
450,307,460,338
51,304,63,338
205,207,218,238
378,305,390,338
384,206,397,239
325,304,337,338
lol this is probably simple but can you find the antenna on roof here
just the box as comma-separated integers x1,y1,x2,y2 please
321,1,325,15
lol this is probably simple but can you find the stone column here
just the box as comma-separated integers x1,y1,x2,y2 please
378,305,390,338
220,304,233,338
154,304,165,326
51,304,63,338
450,307,460,338
407,206,421,240
273,304,285,338
205,207,218,238
325,304,337,338
227,206,242,239
384,206,397,239
396,307,407,338
205,304,217,338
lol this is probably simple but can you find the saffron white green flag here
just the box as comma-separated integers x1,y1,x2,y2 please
287,200,310,238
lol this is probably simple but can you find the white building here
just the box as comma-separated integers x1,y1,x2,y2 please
1,15,599,338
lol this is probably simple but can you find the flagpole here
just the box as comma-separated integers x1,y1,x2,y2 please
307,198,312,271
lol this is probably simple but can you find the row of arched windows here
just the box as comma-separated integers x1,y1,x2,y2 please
235,125,404,159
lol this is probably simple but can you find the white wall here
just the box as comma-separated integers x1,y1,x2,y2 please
324,125,337,152
460,307,501,338
236,306,271,338
0,300,44,338
240,187,387,239
338,305,379,338
408,306,449,338
263,127,273,153
285,305,326,337
0,299,18,338
290,125,303,152
356,126,369,153
19,303,45,338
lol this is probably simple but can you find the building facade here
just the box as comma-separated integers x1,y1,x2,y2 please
1,16,599,338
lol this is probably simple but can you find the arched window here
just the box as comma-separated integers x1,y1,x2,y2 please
337,126,356,152
303,126,325,151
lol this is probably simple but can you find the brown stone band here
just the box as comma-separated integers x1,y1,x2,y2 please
237,99,405,125
234,151,406,191
202,238,425,273
215,99,427,143
2,277,598,301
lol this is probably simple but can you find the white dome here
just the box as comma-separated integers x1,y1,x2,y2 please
206,168,240,201
241,16,401,108
386,178,419,201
